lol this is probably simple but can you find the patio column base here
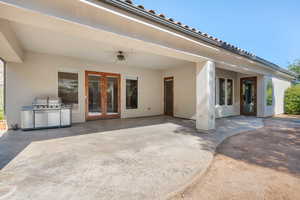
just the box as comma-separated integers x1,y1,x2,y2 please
196,61,216,131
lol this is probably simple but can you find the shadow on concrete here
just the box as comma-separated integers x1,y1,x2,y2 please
173,116,264,153
217,118,300,176
0,116,174,169
0,115,262,170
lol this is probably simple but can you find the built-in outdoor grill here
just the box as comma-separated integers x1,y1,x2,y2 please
21,96,72,131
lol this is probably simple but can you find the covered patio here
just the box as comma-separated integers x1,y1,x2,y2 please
0,116,263,199
2,19,195,124
0,1,296,199
0,0,285,132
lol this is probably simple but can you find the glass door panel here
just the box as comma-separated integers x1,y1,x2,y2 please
164,78,174,116
242,80,254,113
240,77,257,115
88,75,102,116
106,77,119,114
86,71,120,120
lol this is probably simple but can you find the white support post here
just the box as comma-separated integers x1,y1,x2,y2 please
196,61,216,131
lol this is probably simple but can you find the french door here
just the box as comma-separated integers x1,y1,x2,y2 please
240,77,257,116
85,71,121,120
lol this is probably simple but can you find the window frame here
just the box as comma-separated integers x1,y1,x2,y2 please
216,77,234,106
266,78,274,106
226,78,234,106
58,69,80,113
219,78,226,106
125,76,138,110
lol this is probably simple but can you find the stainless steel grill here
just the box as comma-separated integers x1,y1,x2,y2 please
21,96,72,131
33,97,62,109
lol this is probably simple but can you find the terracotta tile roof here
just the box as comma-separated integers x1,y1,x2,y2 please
118,0,255,55
100,0,296,77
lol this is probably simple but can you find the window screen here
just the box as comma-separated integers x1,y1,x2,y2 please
58,72,79,108
126,78,138,109
219,78,225,105
227,79,233,105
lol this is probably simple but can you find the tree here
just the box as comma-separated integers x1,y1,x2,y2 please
288,59,300,80
285,85,300,114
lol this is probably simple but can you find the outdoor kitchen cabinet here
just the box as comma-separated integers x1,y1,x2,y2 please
60,108,71,127
34,110,49,128
21,107,34,130
21,97,72,131
34,110,61,128
21,108,72,131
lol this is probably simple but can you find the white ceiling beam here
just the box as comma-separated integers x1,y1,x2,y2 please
0,18,24,63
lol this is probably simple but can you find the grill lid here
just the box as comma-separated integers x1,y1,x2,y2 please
33,97,48,106
32,96,62,106
48,96,61,105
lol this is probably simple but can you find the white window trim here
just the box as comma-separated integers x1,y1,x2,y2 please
216,77,234,106
58,69,80,113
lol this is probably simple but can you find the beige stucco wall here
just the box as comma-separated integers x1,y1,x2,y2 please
162,64,197,119
273,77,291,115
263,76,291,116
6,51,163,126
5,51,294,128
256,75,265,117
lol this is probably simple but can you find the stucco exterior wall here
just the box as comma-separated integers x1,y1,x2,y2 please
162,64,196,119
263,76,291,116
6,51,163,126
4,51,294,128
215,67,240,118
273,77,291,115
161,65,292,120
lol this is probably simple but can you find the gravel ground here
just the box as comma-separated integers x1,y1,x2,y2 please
173,117,300,200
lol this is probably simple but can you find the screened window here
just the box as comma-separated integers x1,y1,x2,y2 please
58,72,79,109
219,78,226,105
227,79,233,105
126,78,138,109
216,78,234,106
266,79,273,106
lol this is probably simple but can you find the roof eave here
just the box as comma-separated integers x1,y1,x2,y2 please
100,0,297,78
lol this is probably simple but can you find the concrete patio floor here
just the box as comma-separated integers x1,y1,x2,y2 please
0,116,263,200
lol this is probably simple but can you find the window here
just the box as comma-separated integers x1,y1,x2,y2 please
126,78,138,109
219,78,226,105
266,79,273,106
217,78,234,106
58,72,79,109
227,79,233,105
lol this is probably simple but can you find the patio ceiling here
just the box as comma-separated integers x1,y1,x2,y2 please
10,21,192,70
0,1,207,67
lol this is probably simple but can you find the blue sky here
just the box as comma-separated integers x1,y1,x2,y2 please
133,0,300,68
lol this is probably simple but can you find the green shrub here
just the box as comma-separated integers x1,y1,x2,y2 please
0,110,4,120
285,85,300,114
266,80,273,106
